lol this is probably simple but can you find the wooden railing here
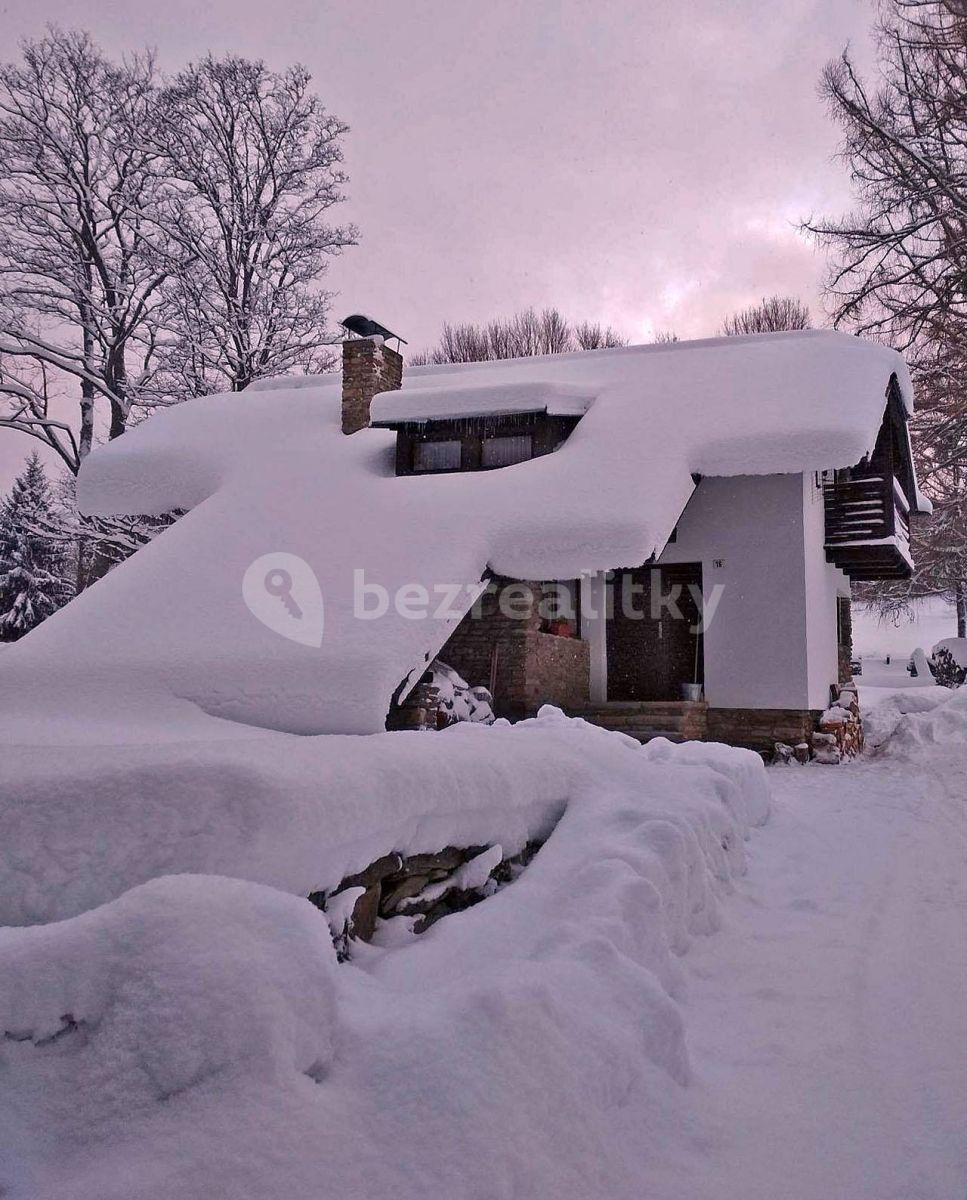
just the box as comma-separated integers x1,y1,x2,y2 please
823,473,913,581
823,474,895,545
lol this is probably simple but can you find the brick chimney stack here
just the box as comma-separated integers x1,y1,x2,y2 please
342,336,403,434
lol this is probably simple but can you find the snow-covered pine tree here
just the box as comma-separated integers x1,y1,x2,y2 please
0,453,73,640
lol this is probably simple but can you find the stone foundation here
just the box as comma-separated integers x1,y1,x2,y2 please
707,708,823,755
837,595,854,687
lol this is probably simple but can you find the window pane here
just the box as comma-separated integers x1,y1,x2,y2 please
481,434,533,468
414,440,462,471
539,579,580,635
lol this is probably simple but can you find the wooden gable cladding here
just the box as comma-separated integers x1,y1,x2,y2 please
823,377,917,582
380,410,582,476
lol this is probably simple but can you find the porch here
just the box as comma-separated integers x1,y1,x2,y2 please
573,700,708,743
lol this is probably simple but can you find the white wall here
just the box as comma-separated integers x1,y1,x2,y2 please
576,473,846,711
659,474,833,710
802,472,851,709
580,573,609,702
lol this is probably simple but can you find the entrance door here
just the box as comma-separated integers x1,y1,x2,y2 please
607,563,703,701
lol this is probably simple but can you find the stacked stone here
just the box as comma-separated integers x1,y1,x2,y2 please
386,681,444,731
770,684,863,766
311,841,543,959
341,337,403,434
773,741,811,765
811,683,863,764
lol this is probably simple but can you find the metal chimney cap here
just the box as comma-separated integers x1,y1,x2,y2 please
340,314,407,347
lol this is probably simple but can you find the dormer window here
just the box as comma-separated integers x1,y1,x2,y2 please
380,410,583,476
481,434,533,468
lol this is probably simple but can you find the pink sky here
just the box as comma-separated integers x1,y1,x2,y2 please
0,0,879,490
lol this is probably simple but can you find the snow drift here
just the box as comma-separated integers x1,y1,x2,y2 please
873,680,967,758
0,706,767,928
861,685,953,750
0,714,769,1200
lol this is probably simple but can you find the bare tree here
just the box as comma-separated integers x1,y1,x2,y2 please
412,307,628,364
807,1,967,635
573,320,628,350
0,35,360,591
804,1,967,360
857,504,967,637
858,335,967,635
0,30,171,461
151,55,356,394
0,339,80,472
720,295,812,336
416,322,491,366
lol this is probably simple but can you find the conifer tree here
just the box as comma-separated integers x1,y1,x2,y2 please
0,453,73,640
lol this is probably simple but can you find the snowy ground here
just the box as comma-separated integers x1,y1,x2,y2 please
3,692,967,1197
648,753,967,1199
853,595,958,663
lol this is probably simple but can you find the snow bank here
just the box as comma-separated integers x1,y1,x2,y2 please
0,707,765,929
0,717,769,1200
639,733,771,830
0,875,337,1187
872,683,967,758
0,331,911,736
859,682,955,751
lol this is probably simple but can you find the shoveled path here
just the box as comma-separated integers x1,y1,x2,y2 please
651,753,967,1200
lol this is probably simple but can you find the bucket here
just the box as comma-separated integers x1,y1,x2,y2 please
681,682,704,702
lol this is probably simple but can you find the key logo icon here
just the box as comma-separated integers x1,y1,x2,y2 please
264,567,303,619
242,553,323,647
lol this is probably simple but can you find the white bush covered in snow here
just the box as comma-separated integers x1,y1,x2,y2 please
930,638,967,688
933,637,967,669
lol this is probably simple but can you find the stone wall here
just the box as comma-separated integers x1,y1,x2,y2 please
386,681,445,731
311,840,544,959
342,338,403,434
438,579,590,720
837,595,854,687
707,707,822,755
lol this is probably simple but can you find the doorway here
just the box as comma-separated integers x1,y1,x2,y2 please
606,563,704,701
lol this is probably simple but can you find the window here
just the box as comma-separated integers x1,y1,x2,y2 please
481,434,533,469
538,579,581,637
413,439,462,472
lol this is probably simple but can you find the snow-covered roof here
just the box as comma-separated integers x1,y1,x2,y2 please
1,330,914,736
369,380,596,422
371,329,913,434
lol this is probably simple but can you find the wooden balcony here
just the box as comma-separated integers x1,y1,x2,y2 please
823,473,913,581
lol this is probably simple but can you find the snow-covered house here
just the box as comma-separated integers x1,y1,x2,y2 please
359,327,927,750
1,326,924,754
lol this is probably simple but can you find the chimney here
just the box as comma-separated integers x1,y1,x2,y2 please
340,315,406,434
